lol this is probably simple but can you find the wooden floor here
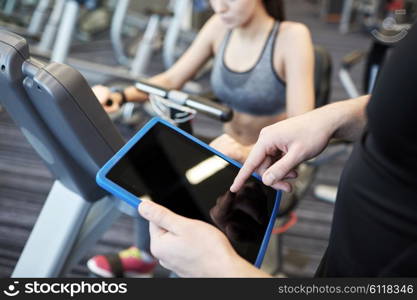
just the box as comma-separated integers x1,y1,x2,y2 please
0,0,370,277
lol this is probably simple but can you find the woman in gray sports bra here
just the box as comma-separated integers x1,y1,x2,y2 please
210,19,290,151
90,0,315,278
95,0,314,162
211,20,286,117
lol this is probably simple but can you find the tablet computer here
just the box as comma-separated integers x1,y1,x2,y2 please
96,117,282,267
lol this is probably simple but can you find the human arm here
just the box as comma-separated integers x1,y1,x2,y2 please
93,16,224,112
280,23,315,117
230,95,370,193
209,24,316,162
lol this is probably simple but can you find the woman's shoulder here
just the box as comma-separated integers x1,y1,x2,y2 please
275,21,313,56
278,21,311,39
272,21,313,71
198,15,227,37
201,15,229,52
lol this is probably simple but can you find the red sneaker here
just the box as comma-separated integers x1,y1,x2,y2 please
87,246,157,278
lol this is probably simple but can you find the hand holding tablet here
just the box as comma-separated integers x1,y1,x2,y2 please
96,117,282,267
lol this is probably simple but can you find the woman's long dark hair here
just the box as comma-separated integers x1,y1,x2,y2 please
263,0,285,21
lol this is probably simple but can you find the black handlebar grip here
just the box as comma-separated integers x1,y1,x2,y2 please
136,81,234,122
185,95,233,122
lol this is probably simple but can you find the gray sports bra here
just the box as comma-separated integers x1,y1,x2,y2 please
210,21,286,116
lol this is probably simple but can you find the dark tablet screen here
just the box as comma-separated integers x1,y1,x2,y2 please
107,122,278,264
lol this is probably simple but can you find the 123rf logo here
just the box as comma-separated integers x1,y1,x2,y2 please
3,281,128,297
3,281,20,297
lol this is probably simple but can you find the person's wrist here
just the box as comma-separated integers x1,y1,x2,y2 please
110,87,128,106
216,250,270,278
124,86,148,102
117,90,128,106
312,99,356,141
330,95,369,140
230,257,271,277
322,101,349,139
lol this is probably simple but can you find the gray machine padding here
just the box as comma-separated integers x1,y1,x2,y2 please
0,30,125,201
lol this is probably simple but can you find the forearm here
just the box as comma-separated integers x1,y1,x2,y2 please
324,95,370,142
220,254,271,278
123,72,182,102
122,16,216,103
232,261,271,278
286,87,315,118
148,71,184,90
221,96,369,163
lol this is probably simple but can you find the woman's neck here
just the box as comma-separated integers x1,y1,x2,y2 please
234,6,275,40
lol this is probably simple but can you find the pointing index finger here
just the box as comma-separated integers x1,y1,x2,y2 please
230,143,267,192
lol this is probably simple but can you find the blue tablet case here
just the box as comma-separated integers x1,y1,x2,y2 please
96,117,282,267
